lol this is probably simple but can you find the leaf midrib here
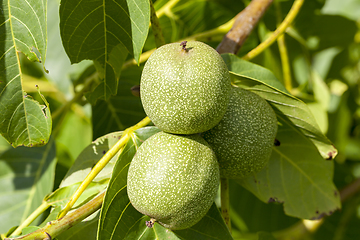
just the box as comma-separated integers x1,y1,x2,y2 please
7,0,31,145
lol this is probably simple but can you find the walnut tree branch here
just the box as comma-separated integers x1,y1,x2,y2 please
216,0,273,54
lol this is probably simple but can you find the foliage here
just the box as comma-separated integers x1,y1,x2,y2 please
0,0,360,239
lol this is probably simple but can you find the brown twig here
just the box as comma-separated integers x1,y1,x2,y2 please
6,192,105,240
216,0,273,54
340,177,360,202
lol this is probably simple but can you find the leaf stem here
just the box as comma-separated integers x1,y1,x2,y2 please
6,192,105,240
221,178,231,233
58,116,151,218
11,201,51,237
277,34,292,91
275,1,292,92
242,0,304,60
150,0,165,48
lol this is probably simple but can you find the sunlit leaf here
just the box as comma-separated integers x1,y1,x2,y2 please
0,0,51,147
46,180,108,210
0,141,56,233
222,53,337,160
60,131,122,187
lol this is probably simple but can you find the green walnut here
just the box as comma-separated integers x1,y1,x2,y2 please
140,41,231,134
203,86,278,179
127,131,220,230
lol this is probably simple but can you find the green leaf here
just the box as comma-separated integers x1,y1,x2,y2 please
0,0,51,147
238,115,341,220
45,180,108,210
59,0,150,102
222,53,337,160
221,53,289,92
60,131,123,188
98,126,232,240
0,140,56,233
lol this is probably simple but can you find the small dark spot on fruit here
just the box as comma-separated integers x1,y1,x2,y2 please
102,150,106,154
334,190,338,196
35,84,38,87
316,210,319,214
274,139,280,146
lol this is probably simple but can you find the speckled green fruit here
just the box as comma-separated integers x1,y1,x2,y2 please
203,86,278,179
140,41,231,134
127,131,220,230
